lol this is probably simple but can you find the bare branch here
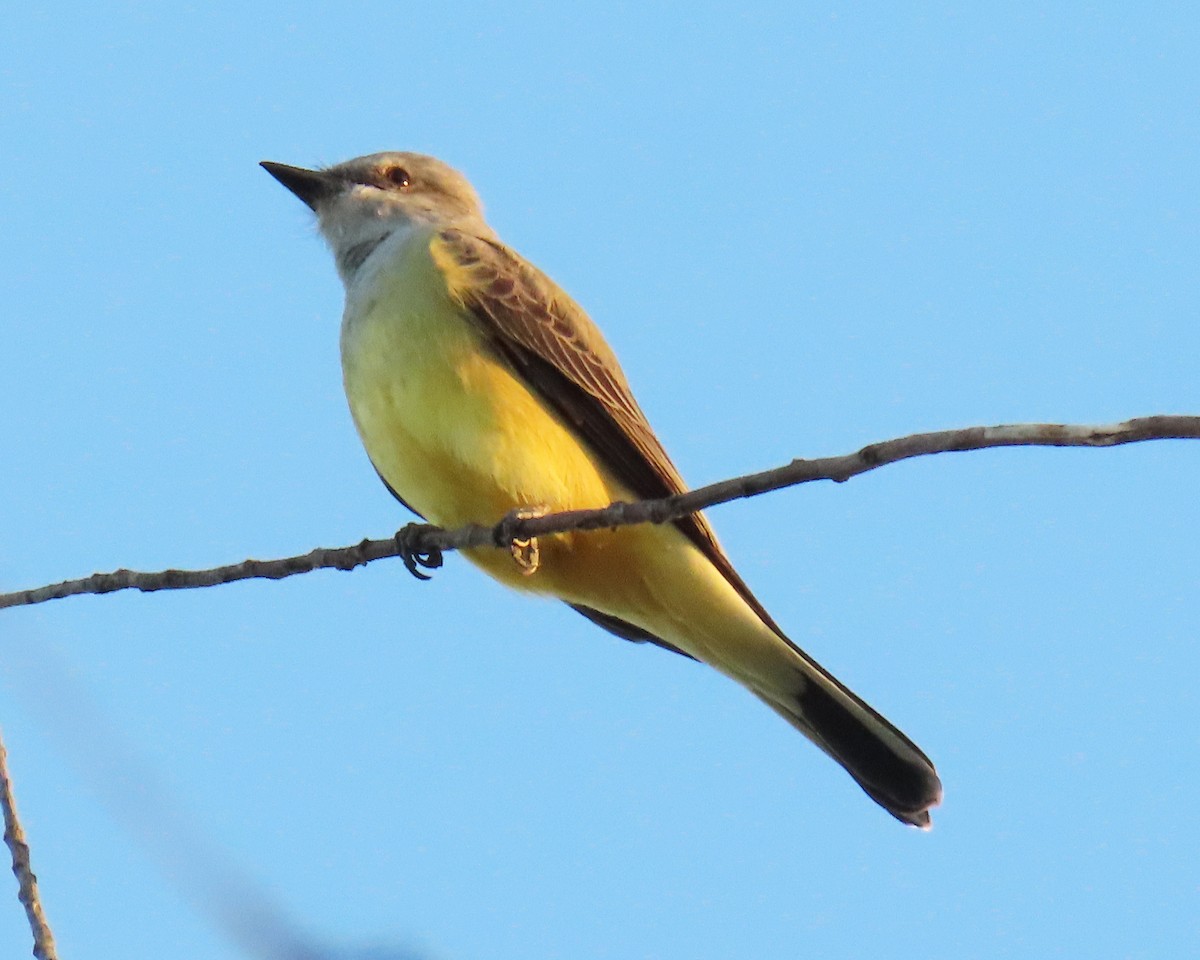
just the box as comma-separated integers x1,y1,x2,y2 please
2,415,1196,611
0,730,59,960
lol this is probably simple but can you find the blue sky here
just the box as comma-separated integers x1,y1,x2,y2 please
2,3,1197,958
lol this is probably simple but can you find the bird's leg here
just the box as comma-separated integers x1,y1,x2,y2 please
496,506,547,576
393,522,444,581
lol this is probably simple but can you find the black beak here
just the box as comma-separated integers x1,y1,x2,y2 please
260,161,340,211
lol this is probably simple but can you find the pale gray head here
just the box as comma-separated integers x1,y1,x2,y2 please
261,152,491,281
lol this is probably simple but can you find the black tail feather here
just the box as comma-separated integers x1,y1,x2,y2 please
756,661,942,827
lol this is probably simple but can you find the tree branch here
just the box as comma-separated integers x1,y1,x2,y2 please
0,730,59,960
2,415,1196,611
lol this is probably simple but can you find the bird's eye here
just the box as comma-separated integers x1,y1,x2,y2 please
384,166,412,189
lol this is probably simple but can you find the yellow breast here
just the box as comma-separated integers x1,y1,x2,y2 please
339,228,647,586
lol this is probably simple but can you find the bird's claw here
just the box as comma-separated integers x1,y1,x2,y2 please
496,506,547,576
394,523,444,581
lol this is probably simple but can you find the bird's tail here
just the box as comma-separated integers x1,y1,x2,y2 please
752,648,942,828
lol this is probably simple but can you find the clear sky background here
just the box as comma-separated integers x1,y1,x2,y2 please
2,3,1197,958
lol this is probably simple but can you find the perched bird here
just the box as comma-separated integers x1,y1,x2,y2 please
262,152,942,826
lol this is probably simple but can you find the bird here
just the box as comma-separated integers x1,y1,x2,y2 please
261,152,942,827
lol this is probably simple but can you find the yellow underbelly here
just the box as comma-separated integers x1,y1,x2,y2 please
338,234,786,681
340,240,649,595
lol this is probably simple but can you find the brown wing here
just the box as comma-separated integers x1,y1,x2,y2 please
429,228,786,640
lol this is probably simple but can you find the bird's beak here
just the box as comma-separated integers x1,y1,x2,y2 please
260,161,341,211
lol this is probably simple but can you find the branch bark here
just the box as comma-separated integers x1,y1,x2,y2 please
2,415,1196,611
0,731,59,960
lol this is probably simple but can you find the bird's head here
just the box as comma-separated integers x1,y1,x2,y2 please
262,152,488,281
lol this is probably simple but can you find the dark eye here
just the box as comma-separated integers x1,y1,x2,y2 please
384,166,411,189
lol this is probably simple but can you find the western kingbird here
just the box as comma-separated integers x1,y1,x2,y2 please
262,152,942,826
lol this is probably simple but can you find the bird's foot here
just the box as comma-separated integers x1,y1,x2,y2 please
393,523,444,581
496,506,547,576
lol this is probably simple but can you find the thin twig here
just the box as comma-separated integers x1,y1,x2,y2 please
0,730,59,960
1,415,1196,611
